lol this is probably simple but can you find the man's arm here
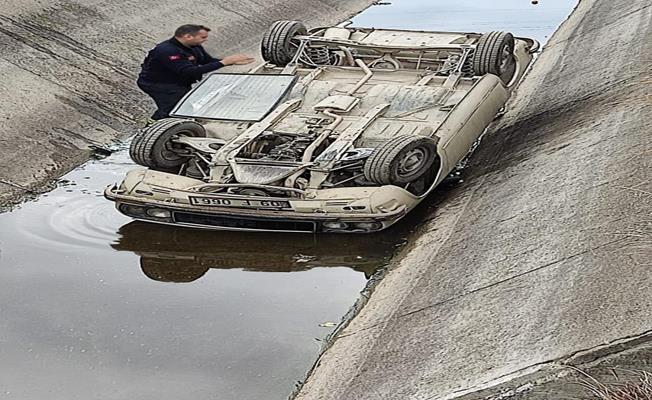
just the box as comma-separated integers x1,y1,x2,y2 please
221,54,256,65
154,47,255,84
199,47,221,64
199,48,255,66
155,47,223,83
153,49,224,84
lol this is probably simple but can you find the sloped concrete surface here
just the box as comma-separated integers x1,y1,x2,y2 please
0,0,375,205
294,0,651,398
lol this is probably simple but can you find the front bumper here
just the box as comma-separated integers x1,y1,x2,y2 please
105,185,408,233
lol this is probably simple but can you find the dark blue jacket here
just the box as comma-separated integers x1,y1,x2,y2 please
138,37,224,87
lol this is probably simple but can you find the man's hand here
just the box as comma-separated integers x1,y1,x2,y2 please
221,54,255,66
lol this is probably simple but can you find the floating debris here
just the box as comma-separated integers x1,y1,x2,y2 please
293,254,317,263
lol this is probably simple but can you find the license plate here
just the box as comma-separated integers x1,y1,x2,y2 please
189,196,291,209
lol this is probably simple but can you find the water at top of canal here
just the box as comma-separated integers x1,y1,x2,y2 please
353,0,575,45
0,1,577,399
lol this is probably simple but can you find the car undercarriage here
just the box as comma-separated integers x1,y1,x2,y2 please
106,22,538,232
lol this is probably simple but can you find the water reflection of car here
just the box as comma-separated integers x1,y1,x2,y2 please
105,21,538,233
112,222,408,282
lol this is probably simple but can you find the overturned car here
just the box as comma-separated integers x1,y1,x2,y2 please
106,21,538,233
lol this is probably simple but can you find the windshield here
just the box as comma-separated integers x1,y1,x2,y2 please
171,73,297,121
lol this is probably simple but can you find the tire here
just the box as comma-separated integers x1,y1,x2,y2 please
363,135,439,186
140,258,208,283
472,31,516,85
261,20,307,66
129,118,205,172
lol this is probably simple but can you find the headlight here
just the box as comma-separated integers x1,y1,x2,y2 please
119,204,147,217
146,208,172,219
322,221,350,231
353,222,383,231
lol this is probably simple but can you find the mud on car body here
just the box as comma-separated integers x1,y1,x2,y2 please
106,21,539,233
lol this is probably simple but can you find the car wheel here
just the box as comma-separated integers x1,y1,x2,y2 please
130,118,205,172
140,258,209,283
472,31,516,85
363,135,439,186
261,20,307,66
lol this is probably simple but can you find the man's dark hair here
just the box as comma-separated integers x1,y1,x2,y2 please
174,24,211,37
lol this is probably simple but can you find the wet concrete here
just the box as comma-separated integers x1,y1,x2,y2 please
294,0,652,399
0,149,427,399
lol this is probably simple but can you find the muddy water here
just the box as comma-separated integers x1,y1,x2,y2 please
0,1,576,399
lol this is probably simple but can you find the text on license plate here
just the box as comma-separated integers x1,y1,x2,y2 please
189,196,291,209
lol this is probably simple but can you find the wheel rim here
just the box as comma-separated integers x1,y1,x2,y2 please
499,44,515,73
398,148,427,178
160,131,193,162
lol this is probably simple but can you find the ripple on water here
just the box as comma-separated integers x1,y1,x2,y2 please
12,193,126,251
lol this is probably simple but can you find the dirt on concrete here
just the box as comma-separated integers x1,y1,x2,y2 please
0,0,376,206
293,0,651,399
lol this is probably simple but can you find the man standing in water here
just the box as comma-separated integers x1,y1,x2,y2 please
137,24,254,122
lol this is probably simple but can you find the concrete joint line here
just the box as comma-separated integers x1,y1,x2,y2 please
439,329,652,400
55,94,137,125
562,328,652,365
335,193,636,340
44,127,104,147
335,180,488,341
441,362,557,400
399,236,630,321
615,185,652,197
0,179,32,192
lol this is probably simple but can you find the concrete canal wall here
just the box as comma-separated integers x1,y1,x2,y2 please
294,0,652,398
2,0,650,397
0,0,376,206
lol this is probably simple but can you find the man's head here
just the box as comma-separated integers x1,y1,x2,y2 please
174,24,211,46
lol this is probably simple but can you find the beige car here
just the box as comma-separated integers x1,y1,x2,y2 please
105,21,538,233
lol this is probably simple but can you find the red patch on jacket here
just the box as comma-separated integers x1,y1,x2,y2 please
187,56,196,61
168,55,181,61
